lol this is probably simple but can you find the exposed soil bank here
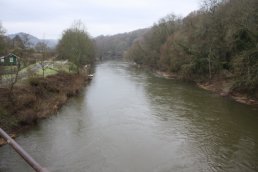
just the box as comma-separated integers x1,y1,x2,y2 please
155,70,258,106
197,81,258,105
0,73,90,146
155,71,177,79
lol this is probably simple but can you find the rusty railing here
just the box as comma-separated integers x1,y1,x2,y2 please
0,128,49,172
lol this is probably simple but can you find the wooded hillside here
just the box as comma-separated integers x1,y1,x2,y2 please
95,29,148,60
125,0,258,98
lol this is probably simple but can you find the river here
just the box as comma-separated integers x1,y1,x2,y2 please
1,61,258,172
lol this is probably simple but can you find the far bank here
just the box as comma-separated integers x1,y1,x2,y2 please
154,70,258,106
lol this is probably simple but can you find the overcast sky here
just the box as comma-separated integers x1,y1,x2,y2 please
0,0,201,39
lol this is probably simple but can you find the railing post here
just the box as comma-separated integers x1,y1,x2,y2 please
0,128,49,172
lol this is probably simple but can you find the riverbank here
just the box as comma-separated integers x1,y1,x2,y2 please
197,81,258,105
0,72,90,146
155,70,258,106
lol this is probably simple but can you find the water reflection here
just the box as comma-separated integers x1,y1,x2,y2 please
143,71,258,172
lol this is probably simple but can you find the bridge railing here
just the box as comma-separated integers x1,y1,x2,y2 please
0,128,49,172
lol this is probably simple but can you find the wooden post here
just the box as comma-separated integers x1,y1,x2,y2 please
0,128,49,172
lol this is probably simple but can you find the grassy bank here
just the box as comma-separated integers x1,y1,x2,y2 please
0,72,89,140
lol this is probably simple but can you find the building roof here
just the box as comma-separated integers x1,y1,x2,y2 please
7,53,20,58
0,53,20,59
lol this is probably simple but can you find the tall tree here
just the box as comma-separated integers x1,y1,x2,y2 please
0,22,6,84
35,41,48,77
57,21,95,73
0,22,6,55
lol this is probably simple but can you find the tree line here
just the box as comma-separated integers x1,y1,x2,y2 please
125,0,258,96
0,21,95,75
94,28,148,60
0,20,95,106
0,21,95,130
57,21,95,72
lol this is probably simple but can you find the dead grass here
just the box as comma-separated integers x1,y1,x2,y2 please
0,72,88,134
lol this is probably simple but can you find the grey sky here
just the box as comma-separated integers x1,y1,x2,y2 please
0,0,201,39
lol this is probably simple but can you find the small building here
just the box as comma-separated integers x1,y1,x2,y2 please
0,53,19,66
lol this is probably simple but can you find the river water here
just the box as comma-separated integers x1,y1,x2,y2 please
0,61,258,172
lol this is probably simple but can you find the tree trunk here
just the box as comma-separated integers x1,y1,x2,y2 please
208,56,212,80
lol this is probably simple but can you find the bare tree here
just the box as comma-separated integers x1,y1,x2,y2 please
36,41,48,77
0,23,6,86
0,66,3,85
19,33,32,49
57,21,95,74
6,58,23,104
0,22,6,55
201,0,222,14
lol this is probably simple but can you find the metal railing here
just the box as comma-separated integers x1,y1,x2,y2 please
0,128,49,172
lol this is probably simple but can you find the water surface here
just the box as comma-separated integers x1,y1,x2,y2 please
1,61,258,172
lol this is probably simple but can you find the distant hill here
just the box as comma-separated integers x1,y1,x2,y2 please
94,28,149,60
8,32,58,49
42,39,58,48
